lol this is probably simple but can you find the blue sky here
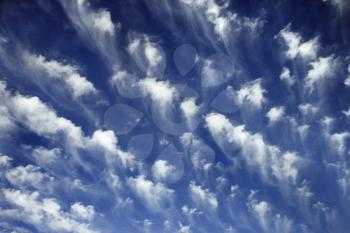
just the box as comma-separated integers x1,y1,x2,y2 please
0,0,350,232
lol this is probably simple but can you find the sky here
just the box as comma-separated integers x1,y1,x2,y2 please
0,0,350,232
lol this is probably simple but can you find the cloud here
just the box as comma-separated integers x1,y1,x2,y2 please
22,52,97,98
180,98,200,129
0,82,133,169
342,108,350,118
127,34,165,77
128,175,174,212
189,182,218,212
279,67,295,86
139,78,178,108
266,106,285,125
278,25,318,60
59,0,119,64
305,55,338,93
70,202,96,221
5,165,54,190
205,113,302,184
180,0,262,39
236,79,266,109
2,189,98,233
152,160,176,183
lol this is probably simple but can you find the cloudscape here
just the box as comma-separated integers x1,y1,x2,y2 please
0,0,350,232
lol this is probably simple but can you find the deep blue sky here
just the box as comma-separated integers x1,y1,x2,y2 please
0,0,350,232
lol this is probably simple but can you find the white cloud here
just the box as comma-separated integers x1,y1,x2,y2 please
236,79,266,109
298,103,318,118
327,132,349,155
152,160,176,183
280,67,295,86
0,82,132,168
128,175,174,212
0,154,12,167
180,0,261,39
31,147,61,165
279,26,318,60
189,182,218,212
205,113,302,183
23,52,96,98
305,56,337,93
139,78,177,108
5,165,53,189
89,130,118,154
249,200,271,231
180,98,200,129
111,70,142,99
266,106,285,124
344,64,350,87
127,35,165,76
2,189,97,233
342,108,350,118
70,202,95,221
59,0,119,64
92,9,115,36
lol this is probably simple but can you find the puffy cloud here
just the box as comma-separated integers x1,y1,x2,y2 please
59,0,119,64
266,106,285,124
139,78,178,108
0,154,12,167
180,132,215,171
70,202,95,221
2,189,98,233
5,165,53,189
92,9,115,36
326,132,349,155
128,175,174,212
280,67,295,86
7,93,85,149
205,113,302,183
342,108,350,118
305,56,337,93
180,98,200,129
127,35,165,76
110,70,143,99
189,182,218,212
247,194,295,233
180,0,261,38
236,79,266,109
0,82,132,168
278,26,318,60
298,103,319,120
22,52,97,98
31,147,61,165
152,160,176,183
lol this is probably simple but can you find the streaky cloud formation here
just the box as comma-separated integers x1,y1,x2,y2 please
0,0,350,232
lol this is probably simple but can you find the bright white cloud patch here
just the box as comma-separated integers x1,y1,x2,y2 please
152,160,176,183
280,67,295,86
189,182,218,212
23,52,96,98
266,106,285,124
93,10,115,36
305,56,337,92
128,175,174,212
127,35,165,76
279,26,318,60
2,189,97,233
139,78,177,108
236,79,266,109
205,113,302,183
5,165,53,189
